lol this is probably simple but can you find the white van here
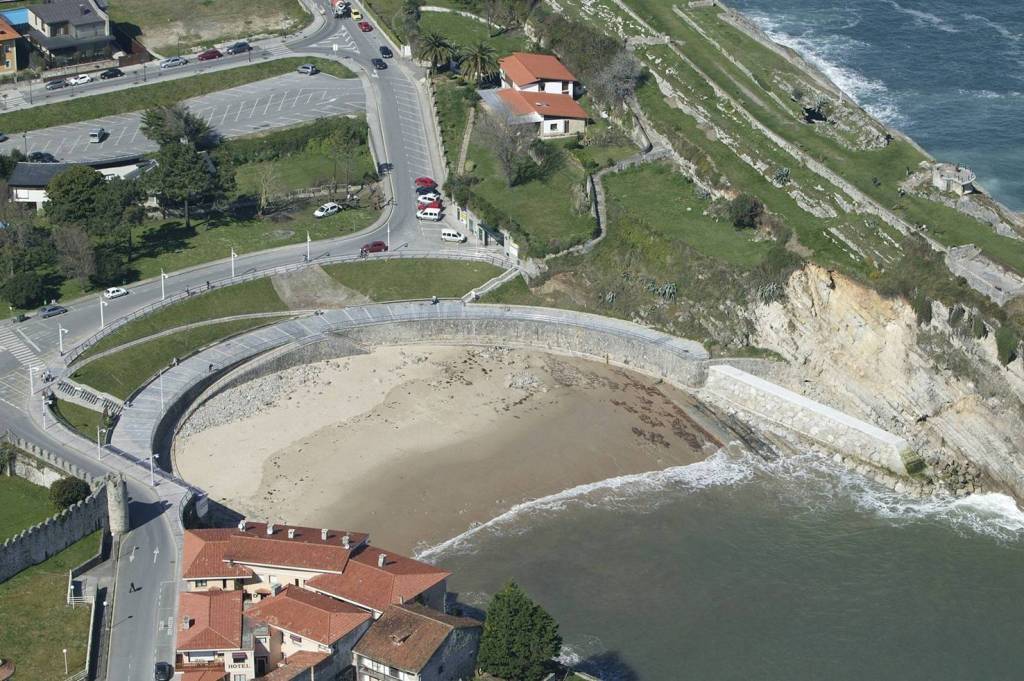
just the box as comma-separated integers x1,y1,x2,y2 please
89,128,106,143
417,207,442,221
440,228,466,243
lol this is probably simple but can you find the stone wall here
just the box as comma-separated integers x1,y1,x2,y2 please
4,434,97,485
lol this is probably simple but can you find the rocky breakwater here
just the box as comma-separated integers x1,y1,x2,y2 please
748,263,1024,500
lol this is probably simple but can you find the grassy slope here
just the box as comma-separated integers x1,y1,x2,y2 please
417,12,527,54
433,75,474,164
0,58,355,133
0,476,55,542
234,149,377,195
323,259,503,300
53,399,107,440
73,318,276,399
82,278,286,359
0,531,99,680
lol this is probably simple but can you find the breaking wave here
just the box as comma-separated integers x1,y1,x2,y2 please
881,0,960,33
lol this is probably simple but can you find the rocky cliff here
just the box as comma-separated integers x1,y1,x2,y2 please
751,264,1024,499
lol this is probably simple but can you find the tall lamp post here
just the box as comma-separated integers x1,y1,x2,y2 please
306,232,311,263
230,248,237,278
99,298,108,329
149,451,159,486
58,324,69,354
96,426,107,460
161,269,168,300
62,648,68,675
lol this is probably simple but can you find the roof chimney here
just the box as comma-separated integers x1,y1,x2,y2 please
378,553,387,568
321,528,328,541
287,528,296,539
342,534,350,549
182,616,192,630
266,523,275,536
238,519,247,532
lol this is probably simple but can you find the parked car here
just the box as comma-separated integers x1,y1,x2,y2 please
314,202,342,218
154,662,174,681
160,56,188,69
296,63,320,75
415,185,439,196
417,207,442,221
351,8,363,20
45,79,66,90
414,177,436,188
361,240,388,254
225,41,252,55
371,58,387,70
89,128,107,143
65,74,92,86
417,192,441,205
419,199,442,210
197,48,223,61
358,21,372,31
441,228,466,242
379,45,393,59
99,67,124,80
39,304,67,318
103,286,128,299
27,152,58,163
0,132,7,142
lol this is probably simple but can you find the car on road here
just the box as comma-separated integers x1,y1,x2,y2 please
160,56,188,69
89,127,107,143
371,58,387,70
99,67,124,79
361,240,388,254
414,176,436,188
197,48,223,61
379,45,393,59
296,63,320,75
225,41,252,55
103,286,128,299
314,202,342,218
441,228,467,242
358,21,372,31
417,207,442,221
39,304,68,318
0,132,6,142
65,74,92,86
28,152,58,163
154,662,174,681
351,8,363,20
45,79,66,90
417,192,441,205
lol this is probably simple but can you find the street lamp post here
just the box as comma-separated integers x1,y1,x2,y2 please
58,324,69,354
62,648,68,675
99,298,108,329
161,269,168,300
306,232,311,263
150,452,159,486
96,426,107,460
21,132,27,154
230,248,237,278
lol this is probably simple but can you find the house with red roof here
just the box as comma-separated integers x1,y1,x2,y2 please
499,52,579,98
176,589,257,678
482,52,589,138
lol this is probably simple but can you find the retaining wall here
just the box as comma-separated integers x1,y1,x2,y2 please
4,435,97,485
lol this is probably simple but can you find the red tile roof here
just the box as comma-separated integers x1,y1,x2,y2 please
183,529,254,580
500,52,577,87
178,589,243,652
245,586,371,646
353,604,481,674
261,651,330,681
305,546,449,613
0,16,18,40
497,89,589,120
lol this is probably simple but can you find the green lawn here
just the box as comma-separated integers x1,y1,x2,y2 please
0,531,99,681
480,274,543,305
234,149,377,195
0,475,55,543
433,75,475,165
81,278,287,359
0,58,355,133
417,12,528,55
323,259,503,300
73,318,277,399
53,399,108,440
360,0,407,43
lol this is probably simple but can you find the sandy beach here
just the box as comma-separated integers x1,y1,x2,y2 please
174,346,728,554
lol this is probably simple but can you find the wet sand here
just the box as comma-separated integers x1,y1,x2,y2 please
174,346,727,553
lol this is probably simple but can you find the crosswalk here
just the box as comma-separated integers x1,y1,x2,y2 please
304,25,358,52
0,325,41,368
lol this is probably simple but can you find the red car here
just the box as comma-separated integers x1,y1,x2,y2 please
420,200,442,210
358,21,372,32
414,177,436,189
197,48,223,61
361,240,388,254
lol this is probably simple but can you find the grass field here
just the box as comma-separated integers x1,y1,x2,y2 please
0,475,55,542
234,149,378,195
53,399,107,440
0,58,355,133
417,12,528,55
323,259,503,300
433,75,475,165
81,278,287,359
73,318,277,398
0,531,99,680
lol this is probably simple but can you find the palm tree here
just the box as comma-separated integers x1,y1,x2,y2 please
416,32,457,74
459,41,499,86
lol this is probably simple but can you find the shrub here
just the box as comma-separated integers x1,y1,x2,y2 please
477,582,562,681
49,476,92,510
728,193,764,229
912,293,932,325
2,270,46,308
996,325,1019,365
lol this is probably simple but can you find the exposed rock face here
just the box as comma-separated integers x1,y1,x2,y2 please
750,264,1024,499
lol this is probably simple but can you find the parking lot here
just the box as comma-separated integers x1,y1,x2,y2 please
0,72,366,163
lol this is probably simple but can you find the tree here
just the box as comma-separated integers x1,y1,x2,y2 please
49,476,92,510
478,111,532,187
477,582,562,681
52,225,96,286
588,51,643,107
45,165,108,234
459,41,499,85
728,193,764,229
2,269,45,308
141,104,216,149
148,142,232,230
416,32,457,73
256,163,279,216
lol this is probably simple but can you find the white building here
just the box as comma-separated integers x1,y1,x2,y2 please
499,52,579,98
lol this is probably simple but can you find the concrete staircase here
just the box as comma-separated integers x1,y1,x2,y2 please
54,379,123,416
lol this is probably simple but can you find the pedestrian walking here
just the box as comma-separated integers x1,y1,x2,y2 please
208,363,214,373
129,582,136,593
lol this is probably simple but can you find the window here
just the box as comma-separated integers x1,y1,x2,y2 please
549,122,559,131
232,652,248,663
269,575,278,585
290,634,302,644
232,675,246,681
14,189,28,199
194,580,207,587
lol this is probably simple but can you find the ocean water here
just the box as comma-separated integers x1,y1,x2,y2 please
726,0,1024,211
421,451,1024,680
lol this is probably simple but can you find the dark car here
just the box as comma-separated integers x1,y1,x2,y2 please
371,58,387,70
39,304,67,318
225,40,251,55
45,79,66,91
99,67,124,79
197,48,223,61
415,185,438,196
28,151,58,163
361,240,388,254
379,45,393,58
154,661,174,681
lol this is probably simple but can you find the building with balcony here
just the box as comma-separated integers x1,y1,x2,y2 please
24,0,112,67
499,52,578,98
176,589,258,681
